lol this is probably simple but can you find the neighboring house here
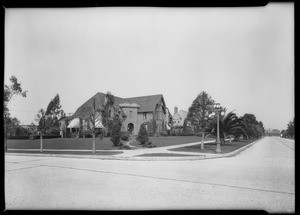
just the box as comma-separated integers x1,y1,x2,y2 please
69,92,170,135
59,114,73,138
172,106,188,127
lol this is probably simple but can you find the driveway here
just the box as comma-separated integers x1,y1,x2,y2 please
5,136,294,212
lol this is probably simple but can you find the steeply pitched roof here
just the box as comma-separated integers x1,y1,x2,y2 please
173,110,188,119
72,92,125,119
72,93,166,118
125,94,165,113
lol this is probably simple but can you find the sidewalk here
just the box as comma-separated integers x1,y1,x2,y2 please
5,138,261,161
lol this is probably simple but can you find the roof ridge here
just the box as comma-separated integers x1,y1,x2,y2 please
97,91,125,100
125,94,163,99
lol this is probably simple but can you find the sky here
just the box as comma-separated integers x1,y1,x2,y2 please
5,3,294,130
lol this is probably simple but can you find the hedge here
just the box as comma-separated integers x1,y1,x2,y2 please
7,135,61,140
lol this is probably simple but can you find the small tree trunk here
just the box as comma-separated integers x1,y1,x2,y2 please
40,132,43,152
201,132,204,150
92,133,96,153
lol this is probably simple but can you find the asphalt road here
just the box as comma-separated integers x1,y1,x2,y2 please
5,136,294,212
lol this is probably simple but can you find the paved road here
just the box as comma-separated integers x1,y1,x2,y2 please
5,136,294,212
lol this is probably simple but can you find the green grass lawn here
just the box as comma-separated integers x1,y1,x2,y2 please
7,136,209,151
169,138,258,154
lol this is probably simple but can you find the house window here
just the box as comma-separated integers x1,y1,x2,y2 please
143,113,147,119
129,111,133,118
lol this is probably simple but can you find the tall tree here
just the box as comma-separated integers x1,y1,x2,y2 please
110,115,123,147
101,92,115,136
186,91,215,149
45,94,64,129
205,110,248,144
4,75,27,151
240,113,264,138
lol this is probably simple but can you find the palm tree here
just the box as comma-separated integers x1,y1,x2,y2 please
204,110,248,145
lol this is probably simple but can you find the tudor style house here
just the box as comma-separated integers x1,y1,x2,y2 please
67,92,170,136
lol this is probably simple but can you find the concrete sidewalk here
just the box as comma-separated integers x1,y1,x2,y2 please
5,138,261,161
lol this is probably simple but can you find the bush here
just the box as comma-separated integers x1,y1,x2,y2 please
49,128,60,136
159,131,168,136
110,116,122,146
42,135,61,139
121,131,130,141
15,126,29,136
7,135,30,140
7,134,61,140
137,124,149,145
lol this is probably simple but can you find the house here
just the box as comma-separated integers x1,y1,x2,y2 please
69,92,170,136
58,114,73,138
172,106,188,127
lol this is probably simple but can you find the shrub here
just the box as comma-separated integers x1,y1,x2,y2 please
7,135,29,140
137,124,149,145
49,128,60,136
140,121,154,136
15,126,29,136
151,119,157,136
159,131,168,136
110,116,122,146
121,131,130,141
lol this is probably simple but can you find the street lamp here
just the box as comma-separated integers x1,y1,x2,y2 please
213,103,222,153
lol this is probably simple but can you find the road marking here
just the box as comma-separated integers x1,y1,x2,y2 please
41,164,295,196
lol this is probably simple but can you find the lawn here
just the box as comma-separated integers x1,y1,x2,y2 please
169,138,258,154
6,136,208,151
6,150,123,156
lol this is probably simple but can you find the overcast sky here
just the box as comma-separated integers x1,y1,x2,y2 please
5,3,294,130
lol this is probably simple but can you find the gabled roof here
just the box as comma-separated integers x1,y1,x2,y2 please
173,110,188,119
72,92,125,119
125,94,165,113
72,93,166,119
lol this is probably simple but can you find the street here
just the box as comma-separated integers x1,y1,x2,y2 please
5,136,294,212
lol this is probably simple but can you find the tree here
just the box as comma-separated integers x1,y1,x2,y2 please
101,92,115,136
80,98,104,153
137,123,149,145
286,118,295,138
186,91,215,149
35,108,49,152
205,110,248,144
4,76,27,107
240,113,264,138
4,75,27,151
45,94,64,132
4,116,20,137
258,121,265,136
110,115,123,147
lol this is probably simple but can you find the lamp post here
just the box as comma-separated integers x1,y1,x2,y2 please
214,103,222,153
201,113,210,150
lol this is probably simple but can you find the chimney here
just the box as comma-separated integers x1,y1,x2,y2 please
174,106,178,115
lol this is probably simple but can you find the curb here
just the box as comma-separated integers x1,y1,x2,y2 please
201,137,262,160
5,138,262,161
